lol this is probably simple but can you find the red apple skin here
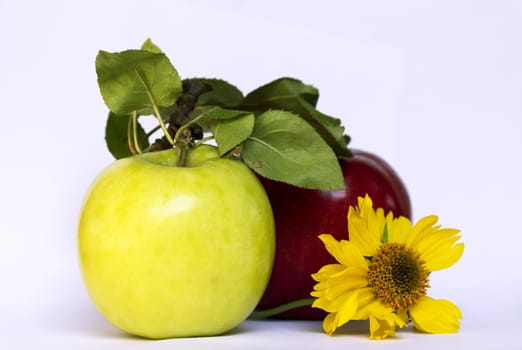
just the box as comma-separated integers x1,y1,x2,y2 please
255,149,412,319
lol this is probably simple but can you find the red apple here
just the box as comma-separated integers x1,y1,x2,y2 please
255,149,412,319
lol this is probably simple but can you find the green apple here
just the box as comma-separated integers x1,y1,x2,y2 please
78,145,275,339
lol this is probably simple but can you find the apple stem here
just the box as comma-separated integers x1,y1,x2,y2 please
249,298,315,319
175,129,190,167
173,113,208,166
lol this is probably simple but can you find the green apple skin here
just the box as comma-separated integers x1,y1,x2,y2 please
78,145,275,339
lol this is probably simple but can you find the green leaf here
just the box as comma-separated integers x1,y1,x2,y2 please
244,77,320,106
140,38,163,53
241,110,345,190
239,77,350,157
196,107,255,155
96,49,182,116
192,78,244,108
197,106,251,120
211,114,255,156
105,112,149,159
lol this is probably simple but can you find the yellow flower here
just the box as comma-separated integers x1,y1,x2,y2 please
311,194,464,339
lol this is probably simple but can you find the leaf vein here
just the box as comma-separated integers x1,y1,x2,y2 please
246,136,318,168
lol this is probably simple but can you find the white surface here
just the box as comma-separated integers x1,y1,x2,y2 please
1,0,521,349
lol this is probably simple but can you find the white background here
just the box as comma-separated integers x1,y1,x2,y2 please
1,0,521,349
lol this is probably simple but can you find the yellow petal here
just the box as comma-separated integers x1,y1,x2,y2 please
348,211,381,257
313,280,363,313
312,283,354,312
315,292,359,332
334,292,359,329
369,314,396,340
407,215,440,247
311,280,328,293
424,241,464,271
311,282,328,298
318,235,369,270
325,267,368,300
414,214,439,231
368,208,385,239
338,240,369,270
310,290,323,298
412,225,464,271
369,300,406,327
322,312,338,335
357,194,374,216
364,300,407,338
388,216,413,244
352,287,377,320
409,296,462,334
311,263,346,282
312,294,338,313
317,234,346,265
397,309,409,325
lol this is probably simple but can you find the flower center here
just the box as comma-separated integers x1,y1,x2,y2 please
367,242,430,310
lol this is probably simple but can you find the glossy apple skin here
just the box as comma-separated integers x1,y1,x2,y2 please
255,149,411,319
78,145,275,338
